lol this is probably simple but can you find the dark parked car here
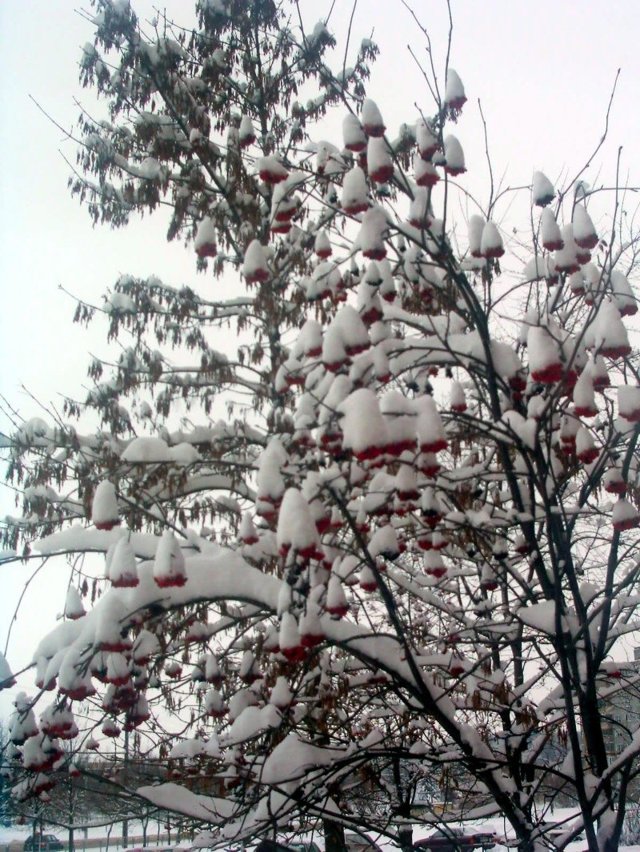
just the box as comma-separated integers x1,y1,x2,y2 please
24,835,64,852
256,841,321,852
344,831,385,852
255,842,291,852
414,827,497,851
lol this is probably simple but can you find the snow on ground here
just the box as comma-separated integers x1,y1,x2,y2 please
2,818,640,852
0,821,181,851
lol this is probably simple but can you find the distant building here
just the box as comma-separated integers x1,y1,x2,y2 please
600,647,640,760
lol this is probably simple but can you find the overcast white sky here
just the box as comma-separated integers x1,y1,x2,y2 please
0,0,639,711
1,0,639,407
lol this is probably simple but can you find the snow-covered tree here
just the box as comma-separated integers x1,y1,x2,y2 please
3,2,640,851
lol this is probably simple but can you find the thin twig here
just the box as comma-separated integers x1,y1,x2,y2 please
478,99,495,216
341,0,359,90
28,94,82,145
4,556,52,657
560,68,621,207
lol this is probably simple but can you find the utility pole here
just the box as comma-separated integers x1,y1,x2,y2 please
68,775,75,852
122,728,129,849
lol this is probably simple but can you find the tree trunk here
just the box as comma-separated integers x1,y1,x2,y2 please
515,833,536,852
396,797,413,852
323,819,346,852
398,826,413,852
